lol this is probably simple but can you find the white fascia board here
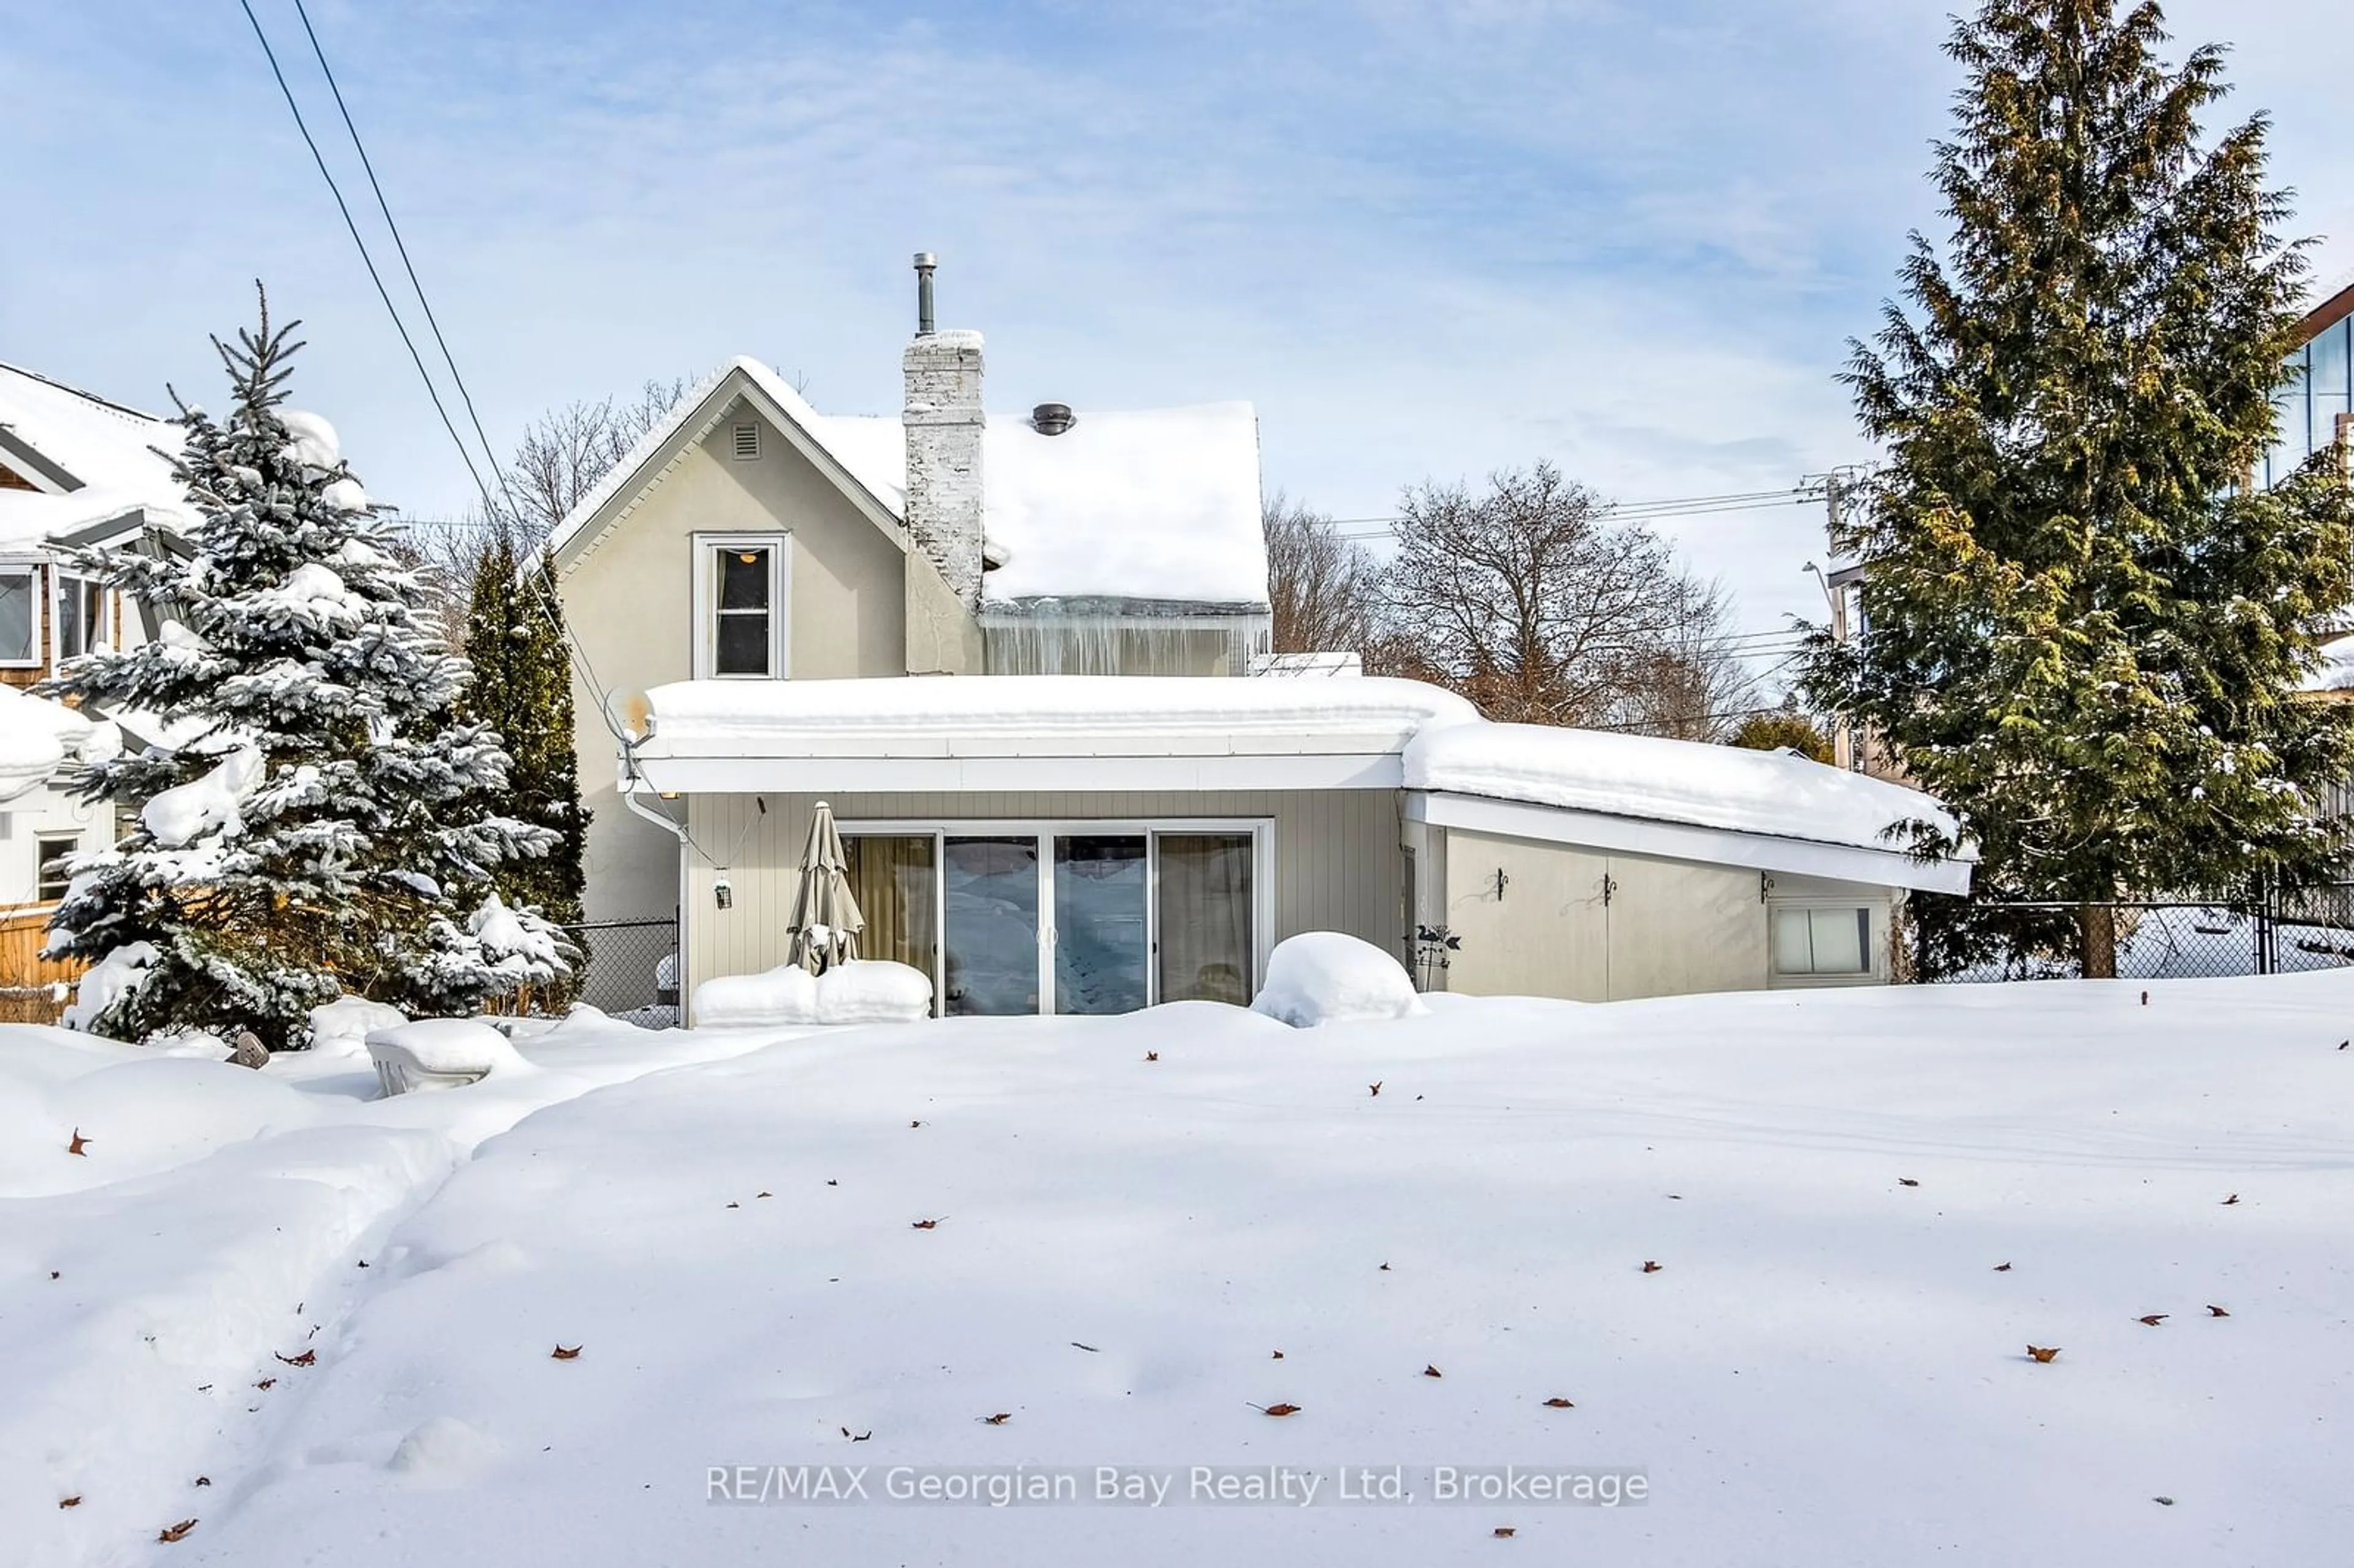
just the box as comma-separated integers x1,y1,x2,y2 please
1406,789,1972,896
634,751,1404,795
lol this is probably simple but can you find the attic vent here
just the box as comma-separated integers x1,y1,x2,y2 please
732,422,761,461
1031,402,1075,436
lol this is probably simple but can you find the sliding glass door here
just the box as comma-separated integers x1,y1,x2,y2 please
1053,835,1148,1014
1156,832,1254,1005
844,823,1262,1018
942,837,1041,1016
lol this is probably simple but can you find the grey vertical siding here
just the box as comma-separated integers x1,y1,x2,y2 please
682,790,1404,1003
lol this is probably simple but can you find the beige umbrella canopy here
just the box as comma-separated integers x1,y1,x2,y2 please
787,800,865,974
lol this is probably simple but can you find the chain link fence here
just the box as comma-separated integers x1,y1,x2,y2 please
560,918,681,1027
1940,885,2354,981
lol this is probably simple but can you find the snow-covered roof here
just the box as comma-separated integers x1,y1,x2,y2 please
0,361,191,547
808,402,1267,607
639,674,1472,757
1404,721,1960,859
548,357,1268,609
2303,633,2354,695
631,674,1970,891
0,685,93,804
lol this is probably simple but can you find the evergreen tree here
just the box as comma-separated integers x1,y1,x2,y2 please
457,529,586,926
45,290,556,1046
1804,0,2354,978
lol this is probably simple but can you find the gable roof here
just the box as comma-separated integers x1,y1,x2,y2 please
0,362,192,548
547,357,909,571
547,355,1269,610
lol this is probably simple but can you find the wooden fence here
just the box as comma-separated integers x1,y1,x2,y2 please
0,904,82,1024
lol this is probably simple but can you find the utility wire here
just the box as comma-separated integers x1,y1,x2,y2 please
235,0,501,524
287,0,521,523
238,0,669,842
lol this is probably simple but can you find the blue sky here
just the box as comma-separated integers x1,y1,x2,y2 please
5,0,2349,641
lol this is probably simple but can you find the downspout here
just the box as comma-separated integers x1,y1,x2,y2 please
620,740,694,1022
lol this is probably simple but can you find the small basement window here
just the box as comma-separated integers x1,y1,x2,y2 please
732,422,761,460
692,533,789,679
36,834,78,902
1773,907,1873,976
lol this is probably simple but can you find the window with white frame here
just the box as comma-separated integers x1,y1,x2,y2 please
1772,905,1874,976
36,834,78,902
53,571,107,663
0,568,36,666
691,533,788,679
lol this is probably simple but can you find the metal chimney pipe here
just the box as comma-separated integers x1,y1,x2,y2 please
913,251,937,335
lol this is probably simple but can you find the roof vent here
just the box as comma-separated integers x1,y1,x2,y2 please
732,422,761,460
1031,402,1075,436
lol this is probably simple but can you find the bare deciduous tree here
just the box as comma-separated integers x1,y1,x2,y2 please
1262,490,1379,654
1374,463,1764,736
506,378,688,547
1591,574,1763,742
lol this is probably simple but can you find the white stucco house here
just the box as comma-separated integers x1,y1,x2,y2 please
550,257,1970,1021
0,362,192,914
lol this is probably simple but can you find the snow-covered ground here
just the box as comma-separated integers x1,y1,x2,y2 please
4,977,2350,1565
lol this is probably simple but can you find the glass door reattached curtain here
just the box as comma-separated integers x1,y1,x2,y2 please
844,824,1262,1018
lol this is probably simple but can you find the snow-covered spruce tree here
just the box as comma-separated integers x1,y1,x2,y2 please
457,530,586,927
44,291,555,1047
1802,0,2354,979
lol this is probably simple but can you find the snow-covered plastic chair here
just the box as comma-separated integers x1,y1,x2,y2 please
365,1019,519,1096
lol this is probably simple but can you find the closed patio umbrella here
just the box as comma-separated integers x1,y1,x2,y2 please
787,800,865,973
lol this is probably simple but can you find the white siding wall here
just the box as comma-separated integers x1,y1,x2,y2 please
681,790,1404,1008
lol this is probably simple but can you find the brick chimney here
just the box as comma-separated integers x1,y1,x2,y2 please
902,253,985,609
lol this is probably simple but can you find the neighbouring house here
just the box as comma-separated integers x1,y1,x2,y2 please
551,257,1970,1020
0,362,191,919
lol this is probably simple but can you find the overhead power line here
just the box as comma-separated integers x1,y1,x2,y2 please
235,0,501,522
286,0,519,523
237,0,656,782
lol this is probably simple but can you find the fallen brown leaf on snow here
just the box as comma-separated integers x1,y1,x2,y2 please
1897,1178,1920,1187
2026,1345,2060,1363
911,1218,942,1230
1422,1364,1442,1379
254,1378,275,1391
2207,1304,2231,1317
1493,1526,1517,1538
981,1413,1012,1426
58,1496,80,1509
1271,1350,1284,1359
1993,1262,2013,1271
1145,1051,1159,1062
551,1345,582,1360
756,1191,771,1199
1541,1397,1574,1409
2138,1314,2168,1326
275,1350,315,1366
1369,1081,1382,1097
1379,1262,1391,1272
2222,1193,2240,1205
67,1128,90,1156
1641,1261,1663,1274
1254,1402,1301,1417
158,1520,197,1543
